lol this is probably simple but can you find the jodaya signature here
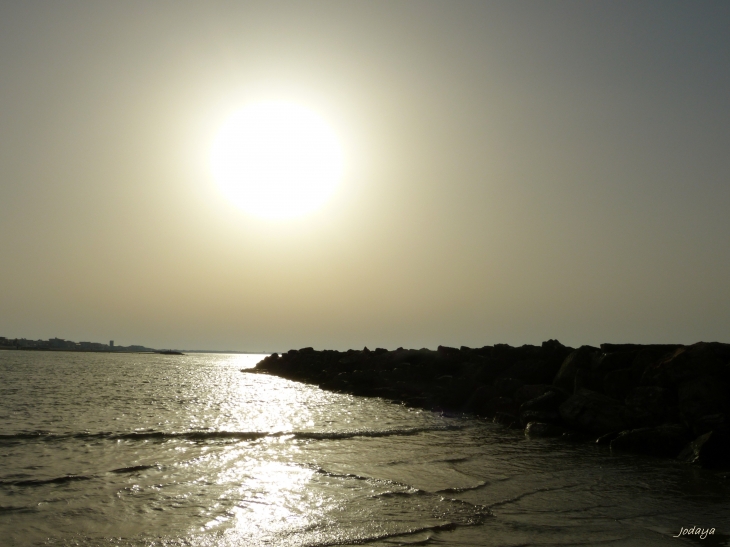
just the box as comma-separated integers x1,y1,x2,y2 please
673,526,715,539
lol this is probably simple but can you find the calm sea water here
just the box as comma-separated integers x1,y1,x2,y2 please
0,350,728,546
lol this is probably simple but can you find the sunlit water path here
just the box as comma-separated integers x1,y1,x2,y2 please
0,351,728,546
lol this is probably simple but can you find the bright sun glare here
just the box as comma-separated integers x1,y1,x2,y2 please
210,102,344,219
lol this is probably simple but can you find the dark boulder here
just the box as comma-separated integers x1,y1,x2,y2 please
513,384,555,404
692,414,726,436
573,367,603,393
520,409,561,426
678,427,730,469
525,422,566,438
520,389,568,413
595,431,621,445
499,359,560,385
474,359,512,383
642,343,727,388
631,347,676,383
494,377,524,398
437,345,461,356
372,387,400,400
434,378,478,410
492,396,519,416
610,424,691,458
463,385,498,415
559,388,633,434
599,343,682,354
541,339,573,360
553,346,600,393
436,345,470,366
603,368,635,400
345,369,381,396
319,373,351,392
625,386,678,427
519,390,567,426
593,351,638,378
677,375,728,426
493,412,520,428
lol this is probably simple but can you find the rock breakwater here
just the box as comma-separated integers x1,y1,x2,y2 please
253,341,730,468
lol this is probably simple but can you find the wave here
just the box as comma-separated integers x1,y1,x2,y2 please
1,466,164,488
0,505,35,514
290,424,463,441
0,425,463,444
435,481,488,494
111,431,268,442
3,474,93,487
109,464,160,474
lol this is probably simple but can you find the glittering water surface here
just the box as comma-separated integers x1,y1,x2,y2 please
0,351,728,546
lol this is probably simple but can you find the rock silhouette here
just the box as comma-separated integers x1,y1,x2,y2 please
253,340,730,468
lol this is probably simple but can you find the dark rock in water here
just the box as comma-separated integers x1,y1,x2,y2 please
595,431,621,445
435,377,477,410
678,427,730,469
561,431,588,442
252,341,730,465
492,396,519,416
553,346,600,393
513,384,555,404
559,388,633,434
403,396,430,408
520,389,568,413
625,386,678,427
493,412,520,428
610,424,691,458
462,385,498,415
494,377,524,397
603,368,635,400
525,422,566,438
319,374,350,392
372,387,400,400
520,409,561,426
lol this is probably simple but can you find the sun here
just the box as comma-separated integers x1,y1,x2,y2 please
210,102,344,219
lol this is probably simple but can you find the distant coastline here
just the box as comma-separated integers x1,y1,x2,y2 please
0,336,261,354
0,347,156,353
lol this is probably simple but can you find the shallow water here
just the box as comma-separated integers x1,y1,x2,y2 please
0,350,728,546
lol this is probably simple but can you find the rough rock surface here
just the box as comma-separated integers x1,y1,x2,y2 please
525,422,565,438
253,340,730,467
678,428,730,468
559,389,633,434
610,424,691,458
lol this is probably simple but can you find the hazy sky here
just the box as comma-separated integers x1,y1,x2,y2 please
1,1,729,351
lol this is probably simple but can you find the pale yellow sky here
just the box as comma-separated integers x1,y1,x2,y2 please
1,2,729,351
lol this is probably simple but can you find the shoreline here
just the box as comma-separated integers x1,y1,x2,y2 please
252,340,730,469
0,347,156,354
0,347,256,355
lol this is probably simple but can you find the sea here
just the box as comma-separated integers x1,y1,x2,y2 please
0,350,728,547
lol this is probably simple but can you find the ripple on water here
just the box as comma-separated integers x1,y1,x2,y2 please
0,351,729,546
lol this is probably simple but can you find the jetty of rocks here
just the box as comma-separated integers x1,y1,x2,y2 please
252,341,730,468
